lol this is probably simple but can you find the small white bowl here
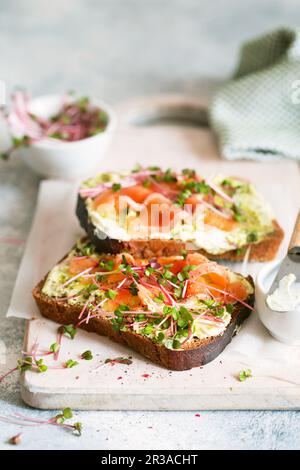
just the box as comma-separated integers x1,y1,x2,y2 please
256,260,300,345
16,94,116,179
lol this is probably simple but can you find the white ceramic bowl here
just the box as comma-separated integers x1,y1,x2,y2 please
256,260,300,345
16,94,116,179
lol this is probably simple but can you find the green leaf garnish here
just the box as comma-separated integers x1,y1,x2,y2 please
65,359,79,368
105,356,133,365
247,232,258,243
129,282,139,296
35,358,48,373
157,332,165,343
77,96,89,111
239,369,252,382
59,324,77,340
83,284,98,296
1,135,31,160
172,339,182,349
154,292,165,303
73,422,82,436
112,183,122,192
163,168,177,183
53,407,82,435
131,164,142,173
226,303,234,314
63,407,73,419
184,180,210,194
106,289,117,300
99,259,114,271
114,304,129,315
17,356,33,372
173,287,182,299
233,207,247,222
181,249,187,259
145,266,155,276
179,306,193,321
80,243,95,256
176,189,192,207
147,166,160,171
142,324,154,335
182,168,196,178
112,320,120,331
81,350,93,360
142,178,151,187
161,268,173,280
50,342,60,353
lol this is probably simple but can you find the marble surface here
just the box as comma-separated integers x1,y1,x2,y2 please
0,0,300,450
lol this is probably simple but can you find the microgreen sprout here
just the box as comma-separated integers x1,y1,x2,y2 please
182,168,196,178
1,91,109,160
163,168,177,183
105,289,117,300
59,324,77,340
0,409,83,437
112,183,122,192
80,243,95,256
129,282,139,296
145,266,156,276
81,350,93,361
104,357,133,366
50,342,60,354
1,135,30,160
246,232,258,243
73,422,83,436
1,407,82,437
64,359,79,369
154,292,165,303
17,356,33,372
0,353,49,384
233,207,247,222
35,358,48,373
131,163,143,173
99,259,114,271
239,369,252,382
55,407,73,424
175,189,192,207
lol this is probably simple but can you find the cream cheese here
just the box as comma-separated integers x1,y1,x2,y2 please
266,274,300,312
192,310,231,340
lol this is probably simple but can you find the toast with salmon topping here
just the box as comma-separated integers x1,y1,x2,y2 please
76,166,284,261
33,239,254,370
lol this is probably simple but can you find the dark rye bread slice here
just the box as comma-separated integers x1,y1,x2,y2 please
76,194,284,261
32,277,254,371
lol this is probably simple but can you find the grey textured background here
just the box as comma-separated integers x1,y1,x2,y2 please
0,0,299,450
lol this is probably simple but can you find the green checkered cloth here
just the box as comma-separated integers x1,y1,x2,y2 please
210,27,300,161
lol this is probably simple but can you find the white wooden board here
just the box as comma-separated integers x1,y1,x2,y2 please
12,95,300,410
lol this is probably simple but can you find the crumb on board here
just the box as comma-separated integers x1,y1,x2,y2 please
142,373,150,379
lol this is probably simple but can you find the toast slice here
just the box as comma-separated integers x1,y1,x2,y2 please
76,167,284,261
33,239,254,371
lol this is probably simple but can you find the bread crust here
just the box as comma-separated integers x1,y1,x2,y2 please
76,194,284,261
33,278,254,371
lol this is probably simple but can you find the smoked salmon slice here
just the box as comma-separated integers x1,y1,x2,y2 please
119,185,153,203
204,209,237,232
93,189,114,208
105,288,142,311
93,185,153,210
227,281,248,301
69,257,98,275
